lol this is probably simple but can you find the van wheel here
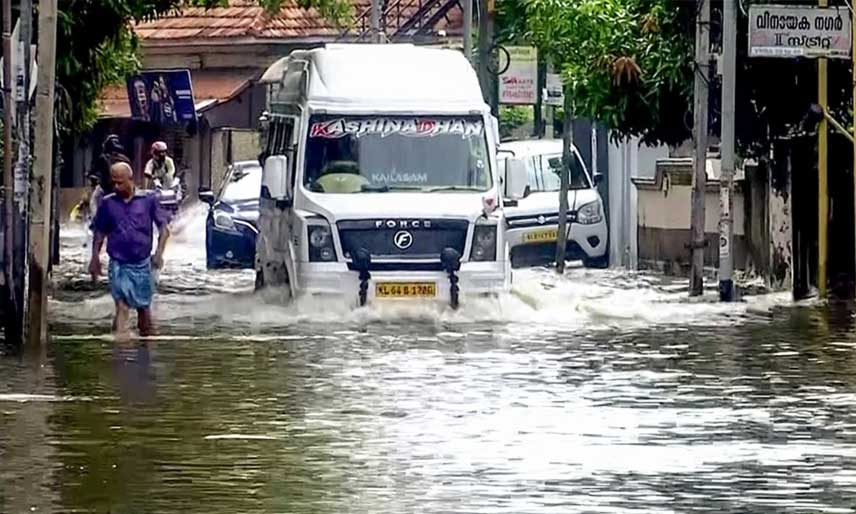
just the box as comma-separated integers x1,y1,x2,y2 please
583,254,609,269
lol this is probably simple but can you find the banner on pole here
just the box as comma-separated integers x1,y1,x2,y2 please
544,73,564,106
748,5,851,59
126,70,197,126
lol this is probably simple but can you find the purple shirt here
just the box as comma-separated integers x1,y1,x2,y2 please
91,191,170,264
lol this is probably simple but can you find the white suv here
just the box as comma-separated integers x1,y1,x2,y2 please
499,139,608,268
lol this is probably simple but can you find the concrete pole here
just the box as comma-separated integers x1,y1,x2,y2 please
689,0,710,296
556,86,572,274
818,0,829,299
26,0,58,346
463,0,473,62
371,0,382,43
718,0,736,301
2,0,20,344
853,0,856,298
14,0,33,328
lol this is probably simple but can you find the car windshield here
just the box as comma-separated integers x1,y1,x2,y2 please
221,166,262,202
304,115,492,194
540,152,592,191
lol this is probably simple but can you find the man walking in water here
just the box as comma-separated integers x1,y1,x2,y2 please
88,162,171,337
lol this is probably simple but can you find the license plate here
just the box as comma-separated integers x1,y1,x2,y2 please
375,282,437,298
524,228,558,243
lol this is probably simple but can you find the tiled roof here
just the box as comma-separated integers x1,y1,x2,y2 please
135,0,461,42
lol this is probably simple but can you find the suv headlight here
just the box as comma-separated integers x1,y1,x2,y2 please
213,211,236,231
577,201,603,225
470,222,497,261
308,222,337,262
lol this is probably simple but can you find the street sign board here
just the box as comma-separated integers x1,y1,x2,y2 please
126,70,197,126
499,46,538,105
544,73,564,106
748,5,851,59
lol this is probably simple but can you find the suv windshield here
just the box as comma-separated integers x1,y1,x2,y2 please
304,115,492,194
221,166,262,202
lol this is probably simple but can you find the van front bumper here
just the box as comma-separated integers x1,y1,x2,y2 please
294,260,509,303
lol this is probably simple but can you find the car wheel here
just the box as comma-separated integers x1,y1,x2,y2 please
583,254,609,269
255,269,265,291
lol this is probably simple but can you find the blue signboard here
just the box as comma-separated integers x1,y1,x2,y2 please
126,70,196,126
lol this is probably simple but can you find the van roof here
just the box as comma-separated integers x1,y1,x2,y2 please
499,139,572,158
284,44,487,111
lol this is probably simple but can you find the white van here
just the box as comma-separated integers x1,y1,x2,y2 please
499,139,608,268
255,44,521,308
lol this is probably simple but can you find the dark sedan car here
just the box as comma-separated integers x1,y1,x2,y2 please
199,162,261,269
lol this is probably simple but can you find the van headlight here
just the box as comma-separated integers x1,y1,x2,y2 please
308,222,337,262
213,211,236,231
470,222,497,261
577,201,603,225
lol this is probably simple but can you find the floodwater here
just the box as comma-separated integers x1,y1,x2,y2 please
3,204,856,513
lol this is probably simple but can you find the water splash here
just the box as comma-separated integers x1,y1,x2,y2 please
50,204,793,334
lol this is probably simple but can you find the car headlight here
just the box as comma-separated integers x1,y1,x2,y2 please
308,223,337,262
577,201,603,225
470,222,497,261
213,211,236,231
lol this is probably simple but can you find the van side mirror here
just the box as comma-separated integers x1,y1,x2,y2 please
198,188,215,205
261,155,293,205
489,115,500,147
593,173,604,186
505,159,529,200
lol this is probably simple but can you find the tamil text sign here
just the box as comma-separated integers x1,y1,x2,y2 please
748,5,851,59
499,46,537,105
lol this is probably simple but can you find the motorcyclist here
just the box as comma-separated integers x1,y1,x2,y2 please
91,134,132,207
144,141,176,190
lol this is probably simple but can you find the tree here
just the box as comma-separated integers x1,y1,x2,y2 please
55,0,351,136
513,0,694,147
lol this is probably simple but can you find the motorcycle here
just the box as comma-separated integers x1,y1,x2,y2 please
151,168,188,216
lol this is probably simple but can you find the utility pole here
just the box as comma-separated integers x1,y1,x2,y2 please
689,0,710,296
718,0,736,301
852,0,856,298
26,0,58,346
476,0,496,115
2,0,20,344
556,86,572,274
371,0,382,43
463,0,473,62
13,0,33,329
817,0,829,299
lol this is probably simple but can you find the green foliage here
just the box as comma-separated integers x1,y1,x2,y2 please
521,0,694,147
55,0,351,136
499,105,532,139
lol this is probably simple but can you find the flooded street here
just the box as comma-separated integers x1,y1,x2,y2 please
4,206,856,513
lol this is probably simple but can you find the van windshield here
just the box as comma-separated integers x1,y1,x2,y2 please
304,115,492,194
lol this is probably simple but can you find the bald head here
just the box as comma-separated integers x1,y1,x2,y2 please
110,162,135,199
111,161,133,178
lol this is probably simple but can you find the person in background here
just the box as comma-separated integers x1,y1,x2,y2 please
91,134,132,210
144,141,176,190
89,162,171,338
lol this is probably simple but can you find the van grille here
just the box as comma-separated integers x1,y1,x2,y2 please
337,219,468,260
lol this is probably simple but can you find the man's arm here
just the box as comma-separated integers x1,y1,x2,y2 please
89,231,105,280
143,160,154,188
153,224,170,269
151,195,171,269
